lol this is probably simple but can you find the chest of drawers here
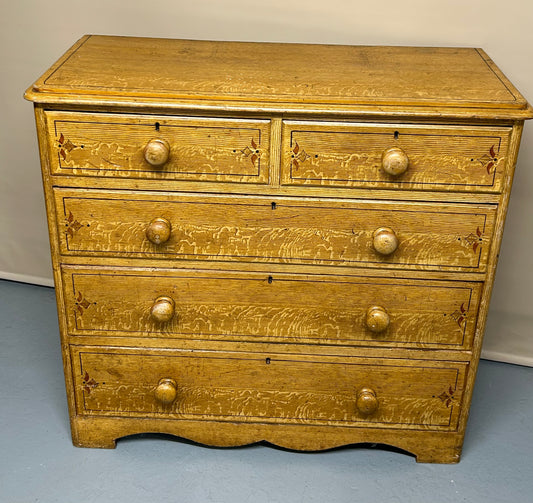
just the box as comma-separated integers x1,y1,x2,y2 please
25,35,532,463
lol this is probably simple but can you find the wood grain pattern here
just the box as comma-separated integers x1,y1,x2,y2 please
55,188,496,272
455,123,525,438
62,266,481,349
24,36,532,462
45,111,270,184
71,346,467,431
282,121,511,193
32,106,81,437
69,415,464,462
25,36,532,119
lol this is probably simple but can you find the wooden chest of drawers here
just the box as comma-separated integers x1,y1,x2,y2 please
25,35,532,462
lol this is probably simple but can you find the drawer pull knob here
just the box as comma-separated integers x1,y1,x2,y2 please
372,227,399,255
144,138,170,166
381,147,409,176
146,217,172,245
356,387,379,415
365,306,390,333
154,378,178,405
150,296,175,323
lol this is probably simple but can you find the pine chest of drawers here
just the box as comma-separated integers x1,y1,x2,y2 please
25,35,532,463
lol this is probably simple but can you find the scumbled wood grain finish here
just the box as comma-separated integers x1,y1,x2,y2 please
282,122,511,193
45,111,270,184
71,347,467,431
70,416,465,463
25,36,532,462
25,36,533,120
54,188,496,272
62,266,482,349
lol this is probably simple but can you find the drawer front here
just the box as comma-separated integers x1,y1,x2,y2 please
63,266,481,350
55,188,496,272
281,121,511,192
72,347,467,431
45,111,270,184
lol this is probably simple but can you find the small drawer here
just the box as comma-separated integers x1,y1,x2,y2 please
63,266,482,350
55,188,496,273
72,346,467,431
281,121,511,192
45,111,270,184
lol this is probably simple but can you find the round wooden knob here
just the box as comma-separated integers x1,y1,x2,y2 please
365,306,390,333
144,138,170,167
372,227,399,255
381,147,409,176
150,296,175,323
154,378,177,405
356,387,379,415
146,217,171,245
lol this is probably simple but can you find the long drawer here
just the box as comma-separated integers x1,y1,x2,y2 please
62,266,482,350
72,346,467,431
45,111,271,184
281,121,511,193
55,188,496,272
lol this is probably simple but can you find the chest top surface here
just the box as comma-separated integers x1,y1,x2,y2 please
25,35,532,119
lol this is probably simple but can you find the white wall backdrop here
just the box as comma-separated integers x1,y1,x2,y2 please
2,0,532,364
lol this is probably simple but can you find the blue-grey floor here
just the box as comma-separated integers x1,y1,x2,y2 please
1,279,532,503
